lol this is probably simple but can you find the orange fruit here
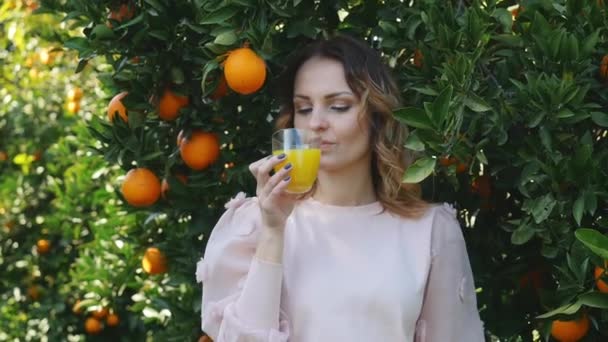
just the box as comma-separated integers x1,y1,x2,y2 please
550,314,590,342
107,91,128,123
198,336,213,342
36,239,51,254
594,263,608,293
27,285,40,300
120,168,161,207
33,150,42,162
600,55,608,81
161,173,188,199
456,162,468,174
510,5,523,19
67,101,80,114
471,175,492,198
0,151,8,161
210,77,228,100
158,89,189,121
439,156,458,167
142,247,167,275
108,3,135,26
224,47,266,95
67,87,83,101
84,317,103,335
92,307,108,319
179,130,220,170
106,313,120,327
413,49,423,68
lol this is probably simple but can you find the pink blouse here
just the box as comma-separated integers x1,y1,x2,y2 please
196,193,485,341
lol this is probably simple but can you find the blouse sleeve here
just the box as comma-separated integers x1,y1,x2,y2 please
415,203,485,342
195,192,290,342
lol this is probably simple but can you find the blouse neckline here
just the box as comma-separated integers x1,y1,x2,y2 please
300,196,384,215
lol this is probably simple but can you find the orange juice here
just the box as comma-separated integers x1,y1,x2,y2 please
272,148,321,193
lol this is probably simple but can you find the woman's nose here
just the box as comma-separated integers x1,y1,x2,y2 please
308,109,328,131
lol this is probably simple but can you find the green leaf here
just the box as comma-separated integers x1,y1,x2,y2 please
591,112,608,127
536,301,582,319
64,37,90,51
573,194,584,226
90,24,116,40
411,87,438,96
402,157,436,183
511,223,535,245
214,30,238,46
144,0,165,11
200,7,239,24
525,194,556,224
574,228,608,260
148,30,169,41
404,131,425,152
463,93,492,112
578,292,608,309
581,29,600,55
394,107,435,130
170,67,185,84
492,8,512,32
432,86,452,126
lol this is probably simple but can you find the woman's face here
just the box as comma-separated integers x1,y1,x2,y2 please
292,57,372,172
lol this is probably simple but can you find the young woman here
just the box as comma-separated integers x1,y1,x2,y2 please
196,34,485,341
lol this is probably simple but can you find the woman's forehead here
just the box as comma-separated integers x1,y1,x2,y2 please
293,57,352,97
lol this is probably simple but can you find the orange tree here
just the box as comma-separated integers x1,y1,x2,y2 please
29,0,608,340
0,1,156,340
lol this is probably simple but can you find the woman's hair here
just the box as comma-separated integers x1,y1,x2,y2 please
274,34,430,219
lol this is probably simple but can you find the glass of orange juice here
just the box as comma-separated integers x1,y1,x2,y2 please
272,128,321,194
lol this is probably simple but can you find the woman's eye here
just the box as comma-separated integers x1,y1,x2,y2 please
331,105,350,112
295,108,312,114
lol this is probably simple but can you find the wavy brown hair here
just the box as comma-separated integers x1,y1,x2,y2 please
274,34,430,219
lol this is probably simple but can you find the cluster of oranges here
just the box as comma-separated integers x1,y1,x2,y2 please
108,42,265,209
73,304,120,335
65,87,83,115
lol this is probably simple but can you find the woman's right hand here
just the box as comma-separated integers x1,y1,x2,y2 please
248,153,297,232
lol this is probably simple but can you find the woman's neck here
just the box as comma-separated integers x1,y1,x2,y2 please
312,160,376,207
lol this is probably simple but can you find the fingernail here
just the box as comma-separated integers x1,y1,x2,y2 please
284,163,292,170
284,176,291,182
277,153,286,159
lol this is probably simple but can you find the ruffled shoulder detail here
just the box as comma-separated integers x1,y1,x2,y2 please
225,191,249,210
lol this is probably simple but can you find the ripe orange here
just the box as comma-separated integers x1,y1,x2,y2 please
161,173,188,199
27,285,40,300
594,263,608,293
108,3,135,26
210,77,228,100
456,162,468,174
550,314,590,342
179,130,220,170
67,101,80,114
120,168,161,207
67,87,83,101
107,91,128,123
142,247,167,275
0,151,8,161
85,317,103,335
413,49,423,68
600,55,608,81
224,47,266,95
92,307,108,319
158,89,189,121
510,5,523,19
439,156,457,167
471,175,492,198
198,335,213,342
36,239,51,254
106,313,120,327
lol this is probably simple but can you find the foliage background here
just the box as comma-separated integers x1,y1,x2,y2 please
1,0,607,341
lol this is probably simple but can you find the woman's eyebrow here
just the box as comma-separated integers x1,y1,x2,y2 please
294,91,354,100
